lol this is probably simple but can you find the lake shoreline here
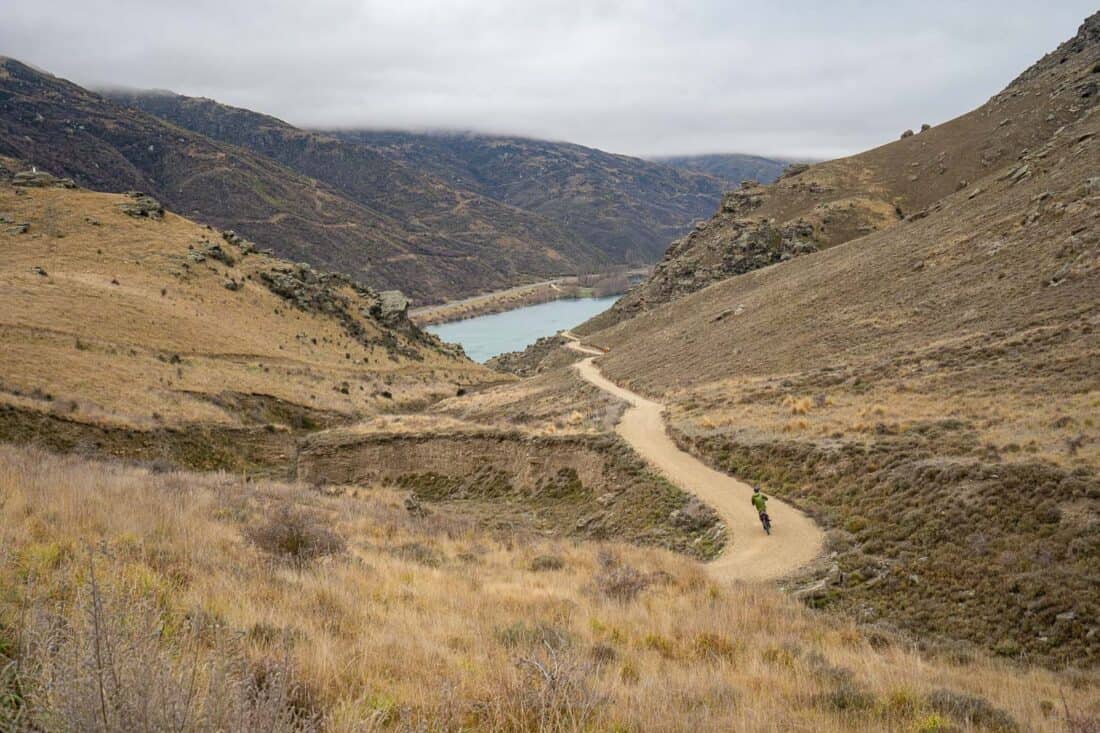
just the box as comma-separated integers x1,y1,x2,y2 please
425,295,619,363
410,267,649,327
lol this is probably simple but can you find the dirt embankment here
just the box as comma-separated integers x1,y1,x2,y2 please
297,427,727,558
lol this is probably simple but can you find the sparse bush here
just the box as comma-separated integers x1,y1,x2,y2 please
14,573,317,732
927,689,1019,732
245,505,345,563
389,541,442,567
691,632,740,662
593,550,650,602
817,682,875,713
495,621,572,651
529,554,565,572
484,647,605,732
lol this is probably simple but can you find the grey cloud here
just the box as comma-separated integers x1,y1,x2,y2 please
2,0,1095,158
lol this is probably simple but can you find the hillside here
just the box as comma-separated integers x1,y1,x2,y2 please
105,90,617,297
331,130,727,264
0,165,501,472
0,58,607,303
5,443,1096,730
537,12,1100,666
652,153,791,190
584,13,1100,330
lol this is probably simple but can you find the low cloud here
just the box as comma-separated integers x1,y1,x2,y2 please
2,0,1094,158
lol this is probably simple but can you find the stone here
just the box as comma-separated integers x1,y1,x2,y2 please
119,192,164,219
7,223,29,234
375,290,409,323
31,266,47,277
1056,611,1077,621
12,170,59,187
920,123,932,132
223,279,241,291
900,129,915,138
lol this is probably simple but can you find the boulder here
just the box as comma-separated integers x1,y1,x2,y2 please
12,170,63,188
900,129,915,139
119,192,164,219
920,123,932,132
375,290,409,323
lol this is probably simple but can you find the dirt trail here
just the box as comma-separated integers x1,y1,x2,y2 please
563,334,824,582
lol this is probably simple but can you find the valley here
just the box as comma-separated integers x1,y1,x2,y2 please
0,7,1098,732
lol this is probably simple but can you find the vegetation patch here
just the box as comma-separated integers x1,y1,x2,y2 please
673,428,1100,666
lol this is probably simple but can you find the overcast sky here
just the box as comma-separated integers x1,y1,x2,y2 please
2,1,1095,159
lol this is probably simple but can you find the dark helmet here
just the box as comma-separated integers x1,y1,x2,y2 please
753,486,761,493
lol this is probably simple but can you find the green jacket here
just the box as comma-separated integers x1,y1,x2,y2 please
751,492,768,513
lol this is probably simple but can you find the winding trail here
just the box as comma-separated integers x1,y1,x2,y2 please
562,332,824,583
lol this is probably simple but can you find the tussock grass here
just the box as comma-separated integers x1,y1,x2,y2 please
0,443,1096,731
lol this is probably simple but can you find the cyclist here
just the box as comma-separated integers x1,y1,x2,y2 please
751,486,771,532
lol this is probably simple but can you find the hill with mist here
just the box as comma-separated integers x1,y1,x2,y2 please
331,129,728,264
652,153,792,190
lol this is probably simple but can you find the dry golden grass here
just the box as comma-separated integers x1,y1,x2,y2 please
0,185,500,428
1,443,1095,731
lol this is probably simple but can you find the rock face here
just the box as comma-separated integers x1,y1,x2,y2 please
12,169,76,189
119,192,164,219
375,290,409,324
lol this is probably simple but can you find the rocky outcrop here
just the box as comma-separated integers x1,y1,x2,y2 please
119,191,164,219
374,290,409,324
12,169,76,189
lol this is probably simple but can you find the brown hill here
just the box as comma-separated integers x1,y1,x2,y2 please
104,90,619,295
487,13,1100,665
330,130,727,264
0,168,501,471
586,13,1100,330
0,58,607,303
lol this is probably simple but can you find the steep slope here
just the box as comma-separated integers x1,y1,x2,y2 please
332,130,726,264
0,167,502,470
0,58,602,303
106,90,610,292
652,153,791,190
471,13,1100,665
585,13,1100,329
564,13,1100,666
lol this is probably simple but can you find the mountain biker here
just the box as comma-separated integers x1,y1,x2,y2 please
751,486,771,530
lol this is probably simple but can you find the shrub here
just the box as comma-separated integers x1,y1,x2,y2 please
817,682,875,713
529,554,565,572
927,689,1019,732
15,573,317,731
593,550,649,602
483,647,605,732
691,632,740,662
495,622,572,652
389,541,442,567
245,506,345,563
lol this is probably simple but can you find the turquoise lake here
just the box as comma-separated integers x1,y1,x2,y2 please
426,296,617,363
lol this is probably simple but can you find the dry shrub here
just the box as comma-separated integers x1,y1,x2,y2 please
389,541,442,567
495,621,572,652
245,505,345,564
593,550,649,603
927,689,1019,732
691,632,741,663
482,646,605,732
12,570,317,732
529,554,565,572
